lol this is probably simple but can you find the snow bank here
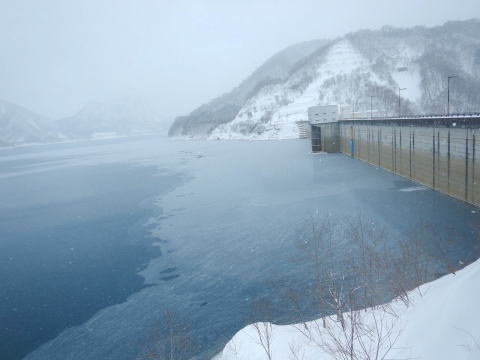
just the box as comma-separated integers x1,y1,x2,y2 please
215,258,480,360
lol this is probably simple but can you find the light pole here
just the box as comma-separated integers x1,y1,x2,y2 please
447,75,457,116
398,87,406,117
370,95,375,119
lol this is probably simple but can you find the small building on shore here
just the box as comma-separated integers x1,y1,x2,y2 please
308,105,339,124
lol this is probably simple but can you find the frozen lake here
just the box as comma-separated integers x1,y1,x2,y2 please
0,136,478,360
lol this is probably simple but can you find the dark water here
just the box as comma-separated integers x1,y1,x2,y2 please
0,137,478,360
0,138,185,360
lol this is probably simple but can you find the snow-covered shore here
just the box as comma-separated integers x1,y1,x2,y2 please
215,258,480,360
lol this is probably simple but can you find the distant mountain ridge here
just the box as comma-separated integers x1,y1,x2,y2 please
0,100,61,147
55,98,166,139
169,19,480,140
0,98,166,147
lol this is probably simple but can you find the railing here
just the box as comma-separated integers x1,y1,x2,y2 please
336,114,480,129
341,112,480,121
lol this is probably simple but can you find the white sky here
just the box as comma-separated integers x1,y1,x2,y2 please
0,0,479,119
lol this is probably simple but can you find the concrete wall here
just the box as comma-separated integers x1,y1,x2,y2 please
338,118,480,207
311,123,339,153
297,121,311,139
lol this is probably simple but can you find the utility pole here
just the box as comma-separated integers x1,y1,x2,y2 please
447,75,457,116
398,87,406,117
370,95,375,119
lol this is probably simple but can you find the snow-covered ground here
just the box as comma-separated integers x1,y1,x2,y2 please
215,258,480,360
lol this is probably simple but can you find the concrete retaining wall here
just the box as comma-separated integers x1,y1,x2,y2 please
337,118,480,207
311,122,339,153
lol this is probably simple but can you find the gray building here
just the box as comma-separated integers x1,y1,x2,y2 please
308,105,339,124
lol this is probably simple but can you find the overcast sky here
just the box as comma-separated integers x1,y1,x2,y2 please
1,0,479,120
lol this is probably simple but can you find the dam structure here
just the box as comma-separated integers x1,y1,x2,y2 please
310,112,480,207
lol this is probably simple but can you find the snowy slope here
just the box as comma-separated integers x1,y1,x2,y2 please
215,258,480,360
55,98,166,139
210,40,374,140
172,19,480,140
168,39,330,138
0,100,61,146
0,97,168,147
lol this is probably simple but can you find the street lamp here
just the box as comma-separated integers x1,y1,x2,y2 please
447,75,457,116
398,88,406,117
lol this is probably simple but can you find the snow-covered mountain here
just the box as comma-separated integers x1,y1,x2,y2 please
0,98,168,147
170,19,480,140
55,98,166,140
168,39,330,138
0,100,61,147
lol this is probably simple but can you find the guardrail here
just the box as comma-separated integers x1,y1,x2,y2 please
335,115,480,129
341,112,480,120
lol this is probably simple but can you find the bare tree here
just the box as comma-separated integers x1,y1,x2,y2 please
251,321,274,360
318,287,401,360
456,326,480,355
249,300,275,360
138,310,192,360
224,337,242,360
290,216,407,360
288,341,306,360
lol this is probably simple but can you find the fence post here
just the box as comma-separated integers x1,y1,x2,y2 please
378,128,381,166
392,127,395,172
350,125,354,158
437,130,440,189
367,127,370,163
433,128,436,189
399,128,402,174
447,130,451,194
412,129,415,179
465,130,469,201
473,131,476,204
